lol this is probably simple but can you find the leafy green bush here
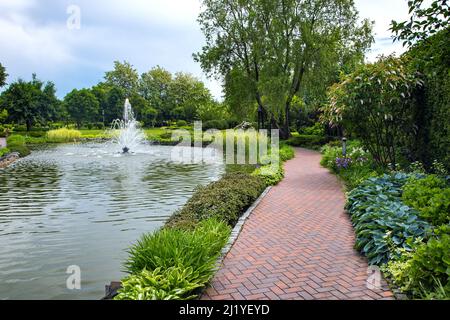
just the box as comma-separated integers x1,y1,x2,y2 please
298,122,325,136
279,143,295,162
125,219,230,274
287,134,328,149
252,164,284,186
6,135,30,157
384,227,450,299
203,120,229,130
321,140,378,190
0,147,10,157
346,173,431,265
402,175,450,226
115,266,208,300
166,173,266,228
176,120,188,127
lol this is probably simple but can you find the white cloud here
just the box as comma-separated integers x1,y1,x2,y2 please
355,0,410,61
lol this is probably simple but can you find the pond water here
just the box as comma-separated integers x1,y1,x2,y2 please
0,143,224,300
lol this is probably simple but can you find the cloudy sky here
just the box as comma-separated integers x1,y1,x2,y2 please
0,0,411,100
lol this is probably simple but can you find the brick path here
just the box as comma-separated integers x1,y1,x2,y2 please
202,148,394,300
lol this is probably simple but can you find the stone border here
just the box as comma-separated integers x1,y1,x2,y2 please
0,152,20,169
214,186,272,270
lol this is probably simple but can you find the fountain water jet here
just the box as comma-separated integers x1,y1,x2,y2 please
111,99,146,153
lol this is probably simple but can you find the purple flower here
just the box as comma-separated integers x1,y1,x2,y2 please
335,157,352,169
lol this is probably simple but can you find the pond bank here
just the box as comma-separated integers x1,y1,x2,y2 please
0,152,19,168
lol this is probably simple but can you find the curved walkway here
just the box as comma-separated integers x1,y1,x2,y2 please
202,148,393,300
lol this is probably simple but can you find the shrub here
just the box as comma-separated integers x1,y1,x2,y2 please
115,266,208,300
298,122,325,136
402,175,450,226
176,120,188,127
287,134,328,149
384,228,450,299
47,128,82,142
321,140,378,190
125,219,230,274
203,120,228,130
6,135,30,157
346,173,431,265
279,144,295,162
166,173,266,228
252,164,284,186
0,147,10,157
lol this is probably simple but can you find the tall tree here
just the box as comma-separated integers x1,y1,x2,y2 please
195,0,373,138
1,74,59,130
170,72,212,121
104,61,139,97
139,66,173,121
64,89,99,128
0,63,7,88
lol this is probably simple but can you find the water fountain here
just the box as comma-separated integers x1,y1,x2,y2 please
111,99,146,153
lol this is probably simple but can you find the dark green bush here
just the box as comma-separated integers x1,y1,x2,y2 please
176,120,188,127
203,120,229,131
402,175,450,226
166,172,266,228
287,134,329,149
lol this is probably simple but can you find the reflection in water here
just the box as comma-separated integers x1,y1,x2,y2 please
0,143,224,299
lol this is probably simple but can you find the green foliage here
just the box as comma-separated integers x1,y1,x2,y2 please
287,134,328,149
402,175,450,226
46,128,82,143
298,123,325,136
384,228,450,299
279,144,295,162
202,120,229,130
167,173,266,228
0,147,10,157
196,0,374,138
406,28,450,170
119,218,230,300
176,120,188,127
346,173,431,265
64,89,99,128
390,0,449,47
6,135,30,157
322,55,423,167
0,74,60,131
0,62,7,88
114,266,207,300
105,60,139,97
124,218,230,275
252,164,284,186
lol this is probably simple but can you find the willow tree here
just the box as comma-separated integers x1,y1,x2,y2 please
195,0,373,138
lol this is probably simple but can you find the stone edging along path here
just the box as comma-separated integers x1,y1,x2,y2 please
202,148,394,300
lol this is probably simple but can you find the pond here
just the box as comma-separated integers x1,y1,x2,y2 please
0,142,224,300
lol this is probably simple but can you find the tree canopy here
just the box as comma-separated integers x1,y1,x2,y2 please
64,89,100,128
0,63,7,88
1,74,60,131
195,0,373,138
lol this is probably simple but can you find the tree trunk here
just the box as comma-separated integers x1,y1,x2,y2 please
26,120,32,132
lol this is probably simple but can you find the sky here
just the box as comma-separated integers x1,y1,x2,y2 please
0,0,411,100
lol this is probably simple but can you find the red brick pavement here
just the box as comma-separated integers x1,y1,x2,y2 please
202,148,394,300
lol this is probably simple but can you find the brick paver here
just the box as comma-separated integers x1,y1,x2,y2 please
202,148,394,300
